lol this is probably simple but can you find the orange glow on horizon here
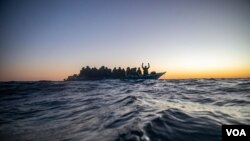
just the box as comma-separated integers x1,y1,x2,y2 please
160,67,250,79
1,65,250,81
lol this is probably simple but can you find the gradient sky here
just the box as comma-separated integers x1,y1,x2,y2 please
0,0,250,81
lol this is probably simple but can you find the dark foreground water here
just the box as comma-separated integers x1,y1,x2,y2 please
0,79,249,141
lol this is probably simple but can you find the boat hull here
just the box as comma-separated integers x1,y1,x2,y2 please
65,72,166,81
125,72,166,80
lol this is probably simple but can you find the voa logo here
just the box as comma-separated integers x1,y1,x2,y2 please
226,129,246,136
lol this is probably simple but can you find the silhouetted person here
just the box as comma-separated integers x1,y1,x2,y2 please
126,67,131,76
131,68,137,75
137,67,142,76
142,63,150,75
117,67,123,78
113,67,117,78
79,67,85,77
121,68,126,77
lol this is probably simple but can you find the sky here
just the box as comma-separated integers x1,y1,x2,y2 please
0,0,250,80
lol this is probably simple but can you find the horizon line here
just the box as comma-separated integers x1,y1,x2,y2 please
1,77,250,82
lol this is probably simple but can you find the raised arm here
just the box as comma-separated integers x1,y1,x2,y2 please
147,63,150,69
141,63,144,68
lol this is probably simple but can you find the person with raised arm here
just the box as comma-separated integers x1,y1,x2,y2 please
142,63,150,76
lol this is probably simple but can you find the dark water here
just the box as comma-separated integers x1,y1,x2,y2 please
0,79,249,141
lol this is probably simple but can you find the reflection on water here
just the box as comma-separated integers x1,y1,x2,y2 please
0,79,249,141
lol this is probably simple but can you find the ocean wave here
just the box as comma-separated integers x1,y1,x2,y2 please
0,79,249,141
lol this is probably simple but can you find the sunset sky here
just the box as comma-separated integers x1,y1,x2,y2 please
0,0,250,81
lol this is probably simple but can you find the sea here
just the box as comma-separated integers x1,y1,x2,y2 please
0,79,249,141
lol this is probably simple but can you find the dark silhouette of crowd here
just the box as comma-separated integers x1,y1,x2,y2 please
66,63,152,80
